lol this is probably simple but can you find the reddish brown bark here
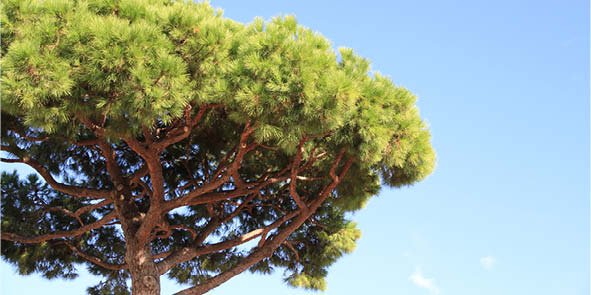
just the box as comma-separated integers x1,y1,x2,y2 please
1,111,352,295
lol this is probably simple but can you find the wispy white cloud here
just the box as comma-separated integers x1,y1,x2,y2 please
480,256,495,270
409,267,439,294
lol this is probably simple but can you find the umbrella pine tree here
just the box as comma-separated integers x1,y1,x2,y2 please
1,1,435,294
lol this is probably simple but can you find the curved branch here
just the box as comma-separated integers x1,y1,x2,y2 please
174,155,353,295
62,241,127,271
162,122,256,211
75,115,106,137
155,228,265,275
162,132,330,213
189,193,257,248
7,128,49,142
135,149,166,243
153,104,221,152
155,210,299,275
41,206,85,226
170,225,198,241
282,241,300,263
1,211,118,244
183,193,257,250
40,199,113,227
138,119,253,245
290,137,310,212
0,156,111,200
74,199,113,218
129,164,149,186
162,170,290,212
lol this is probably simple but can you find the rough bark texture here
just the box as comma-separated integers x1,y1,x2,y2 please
127,241,161,295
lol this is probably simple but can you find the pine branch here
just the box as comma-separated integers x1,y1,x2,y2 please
155,210,300,275
161,122,256,211
0,156,111,199
75,115,106,137
135,148,167,244
150,224,198,242
62,241,127,271
1,211,118,244
41,206,85,226
152,104,221,152
290,137,312,213
129,164,149,186
7,128,49,142
161,138,325,213
173,154,352,295
282,241,300,263
37,199,113,227
161,169,290,212
189,193,257,246
74,199,113,218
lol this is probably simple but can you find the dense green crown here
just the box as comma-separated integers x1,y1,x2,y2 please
1,0,435,293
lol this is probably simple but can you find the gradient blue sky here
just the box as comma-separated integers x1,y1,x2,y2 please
1,0,589,294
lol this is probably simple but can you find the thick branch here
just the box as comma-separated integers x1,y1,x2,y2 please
155,211,299,275
0,156,111,199
135,148,167,243
162,170,290,212
1,212,118,244
174,154,353,295
162,122,256,211
129,164,149,186
75,199,113,216
152,104,220,152
121,135,150,159
289,137,311,212
96,141,145,242
96,142,127,192
75,115,106,137
190,193,257,247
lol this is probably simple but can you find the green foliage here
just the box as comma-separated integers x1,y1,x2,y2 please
87,271,130,295
1,0,435,293
2,172,79,279
1,171,126,280
282,218,362,291
1,0,434,178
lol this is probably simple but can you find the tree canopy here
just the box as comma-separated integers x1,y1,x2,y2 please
0,1,435,294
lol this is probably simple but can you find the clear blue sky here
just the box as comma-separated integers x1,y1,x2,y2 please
1,0,589,294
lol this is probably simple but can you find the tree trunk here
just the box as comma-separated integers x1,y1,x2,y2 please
126,241,161,295
110,179,162,295
115,198,161,295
